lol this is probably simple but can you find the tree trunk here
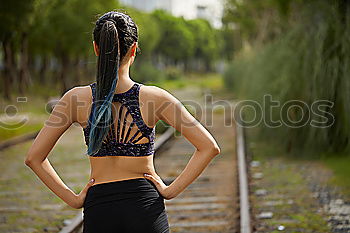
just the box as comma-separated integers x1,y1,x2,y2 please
2,36,17,100
59,55,70,94
73,56,80,84
39,55,48,85
205,60,212,72
18,32,31,95
10,39,17,88
82,54,90,82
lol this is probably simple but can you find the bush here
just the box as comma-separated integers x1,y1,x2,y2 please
164,67,183,80
131,61,165,83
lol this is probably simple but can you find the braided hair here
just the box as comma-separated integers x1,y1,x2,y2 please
87,11,138,156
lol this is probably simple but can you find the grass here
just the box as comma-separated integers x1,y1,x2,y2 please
247,127,339,232
321,154,350,196
249,126,350,199
146,72,223,92
0,121,43,141
0,82,60,115
0,82,58,141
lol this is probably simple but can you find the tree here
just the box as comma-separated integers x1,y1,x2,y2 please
0,0,37,98
126,8,161,58
186,19,219,71
152,10,195,66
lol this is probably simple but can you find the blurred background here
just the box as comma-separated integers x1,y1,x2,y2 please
1,0,350,232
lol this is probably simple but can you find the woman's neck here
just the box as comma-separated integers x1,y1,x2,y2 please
115,65,134,93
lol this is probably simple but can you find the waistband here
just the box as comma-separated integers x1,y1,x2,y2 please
89,178,153,191
83,177,161,210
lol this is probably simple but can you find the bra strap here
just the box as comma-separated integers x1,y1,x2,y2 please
90,82,96,102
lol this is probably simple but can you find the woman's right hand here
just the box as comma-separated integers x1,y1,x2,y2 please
71,178,95,209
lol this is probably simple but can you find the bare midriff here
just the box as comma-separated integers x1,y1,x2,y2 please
88,154,157,186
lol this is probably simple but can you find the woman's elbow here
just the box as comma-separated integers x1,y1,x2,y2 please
204,143,220,157
25,157,34,167
211,144,221,156
24,154,40,167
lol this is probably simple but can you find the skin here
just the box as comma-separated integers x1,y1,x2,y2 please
25,41,221,209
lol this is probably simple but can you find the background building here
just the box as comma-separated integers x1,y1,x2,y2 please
119,0,224,28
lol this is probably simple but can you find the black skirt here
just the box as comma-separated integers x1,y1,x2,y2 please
83,177,170,233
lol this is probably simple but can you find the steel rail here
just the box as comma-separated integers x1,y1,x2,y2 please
236,114,252,233
0,130,40,151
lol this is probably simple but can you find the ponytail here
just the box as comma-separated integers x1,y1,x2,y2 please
87,20,120,155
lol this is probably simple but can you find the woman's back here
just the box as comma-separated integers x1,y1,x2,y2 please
76,81,163,186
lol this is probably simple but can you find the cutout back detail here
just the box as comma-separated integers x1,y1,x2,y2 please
83,82,155,157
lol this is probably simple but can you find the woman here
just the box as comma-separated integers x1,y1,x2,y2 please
25,11,220,233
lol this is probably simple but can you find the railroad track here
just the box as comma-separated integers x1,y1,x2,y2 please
0,131,40,151
59,112,252,233
154,112,244,233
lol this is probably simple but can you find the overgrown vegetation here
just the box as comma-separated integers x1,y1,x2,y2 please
223,0,350,157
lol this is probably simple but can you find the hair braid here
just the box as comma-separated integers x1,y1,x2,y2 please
87,11,138,155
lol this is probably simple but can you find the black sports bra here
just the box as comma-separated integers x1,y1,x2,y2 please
83,82,155,157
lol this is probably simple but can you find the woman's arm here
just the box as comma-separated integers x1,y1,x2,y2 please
24,87,94,209
143,87,221,199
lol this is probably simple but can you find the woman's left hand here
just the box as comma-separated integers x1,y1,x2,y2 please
72,178,95,209
143,173,175,200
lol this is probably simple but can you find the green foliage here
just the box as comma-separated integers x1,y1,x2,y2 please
224,0,350,156
37,0,119,57
0,0,221,100
131,63,185,83
223,0,308,44
152,10,195,62
164,67,183,80
155,120,170,134
127,8,161,57
0,0,36,39
28,0,57,55
186,19,219,63
131,61,165,83
150,72,222,91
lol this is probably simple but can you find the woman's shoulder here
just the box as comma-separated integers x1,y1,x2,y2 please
140,84,174,99
60,83,94,108
139,83,181,107
60,84,94,126
65,83,93,98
